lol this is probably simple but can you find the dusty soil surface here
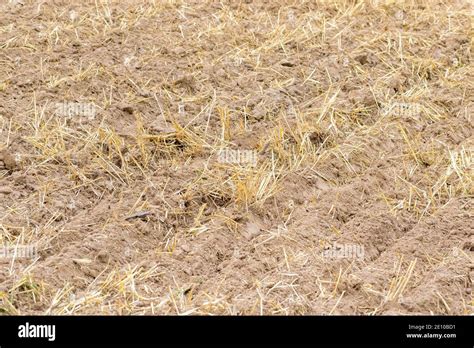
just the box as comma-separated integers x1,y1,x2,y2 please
0,0,472,314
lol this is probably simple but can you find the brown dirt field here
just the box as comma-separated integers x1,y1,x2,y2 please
0,0,472,315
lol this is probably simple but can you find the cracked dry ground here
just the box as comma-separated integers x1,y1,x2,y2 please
0,0,473,314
